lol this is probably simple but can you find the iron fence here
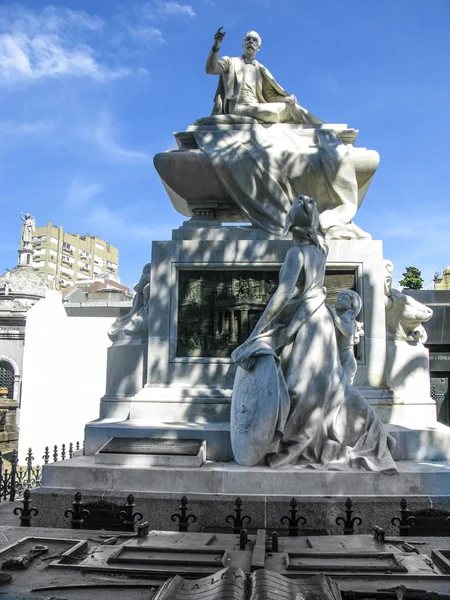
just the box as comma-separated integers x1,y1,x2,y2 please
0,441,82,502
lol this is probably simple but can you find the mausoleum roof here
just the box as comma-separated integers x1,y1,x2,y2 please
0,265,49,299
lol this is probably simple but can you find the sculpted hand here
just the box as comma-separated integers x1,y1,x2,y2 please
285,94,297,106
213,26,226,49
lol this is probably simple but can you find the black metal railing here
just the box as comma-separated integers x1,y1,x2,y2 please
0,441,83,502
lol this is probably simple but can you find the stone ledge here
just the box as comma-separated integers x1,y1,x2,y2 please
42,456,450,496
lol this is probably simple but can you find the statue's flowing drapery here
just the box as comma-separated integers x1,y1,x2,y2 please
232,242,397,473
193,127,359,235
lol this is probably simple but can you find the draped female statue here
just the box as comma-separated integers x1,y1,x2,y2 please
231,195,397,473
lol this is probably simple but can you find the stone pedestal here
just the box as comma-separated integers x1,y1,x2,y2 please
85,228,408,460
100,336,148,418
385,339,436,425
154,123,379,224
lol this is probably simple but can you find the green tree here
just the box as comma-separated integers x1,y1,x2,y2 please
399,266,424,290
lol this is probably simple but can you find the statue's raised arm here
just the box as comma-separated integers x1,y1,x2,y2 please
205,27,226,75
205,28,323,125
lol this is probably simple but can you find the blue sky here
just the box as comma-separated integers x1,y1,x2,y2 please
0,0,449,289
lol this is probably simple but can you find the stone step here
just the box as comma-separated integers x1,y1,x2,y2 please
388,422,450,461
84,418,450,462
85,418,232,461
41,456,450,497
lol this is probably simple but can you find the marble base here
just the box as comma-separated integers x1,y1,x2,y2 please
41,455,450,497
37,458,450,534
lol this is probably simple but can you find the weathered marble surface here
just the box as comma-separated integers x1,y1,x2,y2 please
40,456,450,498
231,354,279,466
103,263,151,403
230,197,396,472
86,229,395,461
155,125,379,241
109,262,150,341
384,260,435,424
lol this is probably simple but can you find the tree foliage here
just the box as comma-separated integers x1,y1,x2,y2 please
399,266,424,290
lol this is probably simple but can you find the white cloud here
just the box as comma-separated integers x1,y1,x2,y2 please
0,118,54,136
66,178,105,209
84,203,175,240
136,1,195,21
116,1,195,45
0,4,129,85
127,25,166,44
86,111,153,163
153,2,196,19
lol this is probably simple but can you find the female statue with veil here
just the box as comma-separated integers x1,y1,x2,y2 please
231,195,397,473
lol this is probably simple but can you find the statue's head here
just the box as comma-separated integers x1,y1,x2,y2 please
284,195,327,253
242,31,261,56
284,195,320,234
336,289,362,317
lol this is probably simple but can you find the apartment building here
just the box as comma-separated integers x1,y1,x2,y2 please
24,221,119,291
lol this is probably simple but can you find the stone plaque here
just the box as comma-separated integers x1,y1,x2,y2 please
99,438,203,456
177,269,357,358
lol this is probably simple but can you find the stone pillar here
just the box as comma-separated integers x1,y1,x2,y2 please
230,309,237,343
241,308,249,340
214,311,219,337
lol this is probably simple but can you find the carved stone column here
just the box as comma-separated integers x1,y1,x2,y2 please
230,309,237,343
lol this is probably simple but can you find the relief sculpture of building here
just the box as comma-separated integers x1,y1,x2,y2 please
177,270,357,358
177,270,278,357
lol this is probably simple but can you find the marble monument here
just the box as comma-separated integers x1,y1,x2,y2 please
155,29,380,241
38,28,450,524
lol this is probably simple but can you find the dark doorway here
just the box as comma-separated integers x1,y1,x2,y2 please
0,360,15,399
431,375,450,426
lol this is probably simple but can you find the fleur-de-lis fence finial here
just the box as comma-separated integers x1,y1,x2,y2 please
225,497,251,534
171,496,196,532
65,491,90,529
118,494,143,532
336,498,362,535
391,498,416,536
14,488,38,526
280,498,307,536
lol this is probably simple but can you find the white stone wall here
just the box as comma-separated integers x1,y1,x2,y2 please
18,291,115,459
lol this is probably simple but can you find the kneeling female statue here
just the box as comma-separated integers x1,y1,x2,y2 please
230,195,397,473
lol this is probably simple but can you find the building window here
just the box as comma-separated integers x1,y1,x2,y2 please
0,360,14,399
